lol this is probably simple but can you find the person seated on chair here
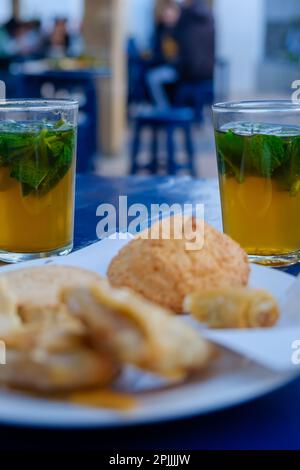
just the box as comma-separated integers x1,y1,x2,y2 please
175,0,215,83
147,0,181,108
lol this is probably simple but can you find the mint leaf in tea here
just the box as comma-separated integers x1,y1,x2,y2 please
215,122,300,194
0,119,76,197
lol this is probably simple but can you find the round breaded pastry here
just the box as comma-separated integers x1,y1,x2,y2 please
0,265,102,325
108,216,250,313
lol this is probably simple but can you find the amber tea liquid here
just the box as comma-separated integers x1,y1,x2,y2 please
215,122,300,264
0,119,76,258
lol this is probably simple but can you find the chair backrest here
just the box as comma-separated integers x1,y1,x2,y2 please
131,107,195,125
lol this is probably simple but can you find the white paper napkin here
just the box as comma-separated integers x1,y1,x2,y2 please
190,270,300,372
198,326,300,372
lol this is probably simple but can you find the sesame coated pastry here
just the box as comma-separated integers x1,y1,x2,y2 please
108,216,250,313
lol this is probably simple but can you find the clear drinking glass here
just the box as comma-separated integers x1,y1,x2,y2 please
0,99,78,262
212,100,300,267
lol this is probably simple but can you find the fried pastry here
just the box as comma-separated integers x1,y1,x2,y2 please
0,266,120,393
62,280,216,379
0,265,103,327
185,288,279,329
108,216,250,313
0,279,21,334
0,325,119,393
0,264,216,394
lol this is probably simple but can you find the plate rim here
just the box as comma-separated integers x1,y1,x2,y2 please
0,370,296,429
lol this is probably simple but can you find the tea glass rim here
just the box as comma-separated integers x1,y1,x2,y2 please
212,100,300,114
0,99,78,112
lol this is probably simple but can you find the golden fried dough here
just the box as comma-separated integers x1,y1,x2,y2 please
0,265,102,326
185,288,279,329
0,266,120,393
62,280,216,379
0,326,119,393
0,279,20,334
0,264,216,393
108,216,250,313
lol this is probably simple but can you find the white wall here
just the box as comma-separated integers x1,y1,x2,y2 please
20,0,84,24
266,0,300,20
0,0,12,23
214,0,265,98
124,0,155,49
19,0,155,46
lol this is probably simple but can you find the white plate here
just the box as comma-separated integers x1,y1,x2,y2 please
0,239,297,429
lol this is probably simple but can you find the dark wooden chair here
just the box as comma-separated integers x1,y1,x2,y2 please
174,79,214,122
130,107,196,176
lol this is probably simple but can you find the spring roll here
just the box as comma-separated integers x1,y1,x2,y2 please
184,288,279,329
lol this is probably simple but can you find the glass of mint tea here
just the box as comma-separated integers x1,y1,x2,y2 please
0,100,78,262
212,101,300,267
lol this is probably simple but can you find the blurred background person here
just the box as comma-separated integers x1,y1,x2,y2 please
2,18,21,56
15,20,44,57
175,0,215,84
20,20,44,58
147,0,215,109
172,0,215,120
0,17,44,58
0,19,15,57
45,18,71,58
147,0,181,108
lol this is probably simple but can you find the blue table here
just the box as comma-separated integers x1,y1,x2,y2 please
1,174,300,451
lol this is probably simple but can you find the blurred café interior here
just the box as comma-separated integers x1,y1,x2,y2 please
0,0,300,178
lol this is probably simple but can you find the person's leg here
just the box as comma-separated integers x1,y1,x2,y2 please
146,66,178,108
